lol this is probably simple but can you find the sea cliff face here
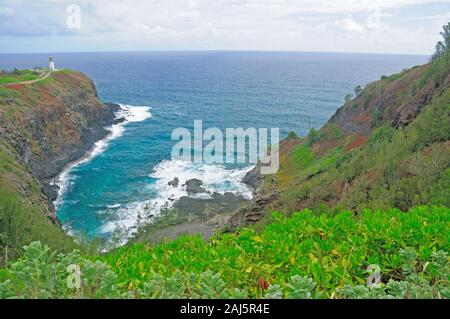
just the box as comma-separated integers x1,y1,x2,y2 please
0,70,118,221
229,56,450,230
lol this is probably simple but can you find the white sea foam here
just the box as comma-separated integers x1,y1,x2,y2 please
107,204,122,209
99,160,254,249
151,159,254,200
54,103,255,250
54,104,151,209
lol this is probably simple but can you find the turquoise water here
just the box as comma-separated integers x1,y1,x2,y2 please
0,51,427,246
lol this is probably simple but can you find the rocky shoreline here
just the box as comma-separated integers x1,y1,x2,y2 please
37,98,278,243
42,103,123,211
37,97,268,243
0,70,127,225
133,162,275,244
0,69,283,245
133,176,253,243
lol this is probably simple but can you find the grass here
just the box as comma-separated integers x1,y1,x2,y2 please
0,69,43,85
292,145,315,168
0,87,19,99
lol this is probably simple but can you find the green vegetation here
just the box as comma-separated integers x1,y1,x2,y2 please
273,49,450,214
0,87,19,99
432,22,450,61
292,145,315,168
0,25,449,300
0,70,95,267
344,93,353,104
0,187,79,268
307,128,321,146
0,206,448,299
0,69,43,85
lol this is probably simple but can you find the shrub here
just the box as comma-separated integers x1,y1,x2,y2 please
0,206,447,299
0,187,78,267
307,128,321,146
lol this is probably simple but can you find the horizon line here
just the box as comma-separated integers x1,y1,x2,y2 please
0,49,431,57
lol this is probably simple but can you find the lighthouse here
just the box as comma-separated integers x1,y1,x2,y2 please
48,57,55,71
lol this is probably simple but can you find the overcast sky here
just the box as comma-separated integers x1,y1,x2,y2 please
0,0,449,55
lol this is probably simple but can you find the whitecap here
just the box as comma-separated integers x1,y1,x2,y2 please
107,204,122,209
54,104,152,209
98,160,254,249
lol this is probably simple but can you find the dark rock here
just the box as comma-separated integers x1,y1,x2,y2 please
184,179,206,194
242,164,261,192
42,183,59,202
172,192,249,220
168,177,180,188
113,117,126,125
227,191,279,232
255,194,277,206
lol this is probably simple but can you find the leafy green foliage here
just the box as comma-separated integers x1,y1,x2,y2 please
337,250,449,299
0,207,447,299
0,242,125,299
103,206,448,299
139,270,247,299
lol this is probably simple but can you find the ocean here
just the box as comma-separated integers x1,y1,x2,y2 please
0,51,427,246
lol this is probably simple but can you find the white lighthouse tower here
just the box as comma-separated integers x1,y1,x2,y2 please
48,57,55,71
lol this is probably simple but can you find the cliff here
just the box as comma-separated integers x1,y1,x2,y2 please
230,53,450,230
0,70,118,262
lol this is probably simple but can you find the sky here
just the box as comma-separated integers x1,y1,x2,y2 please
0,0,449,55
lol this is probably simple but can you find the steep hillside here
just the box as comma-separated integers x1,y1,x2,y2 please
0,70,118,264
230,50,450,230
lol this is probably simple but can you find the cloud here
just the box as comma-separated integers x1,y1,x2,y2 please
338,17,364,32
0,0,449,54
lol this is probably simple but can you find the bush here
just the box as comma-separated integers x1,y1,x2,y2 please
307,128,321,146
0,206,447,299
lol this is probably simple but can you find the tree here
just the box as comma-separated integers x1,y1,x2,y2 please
432,22,450,61
354,85,363,96
432,41,446,61
440,22,450,48
345,94,353,104
307,128,321,146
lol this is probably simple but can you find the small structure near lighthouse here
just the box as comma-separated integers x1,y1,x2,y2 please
48,57,55,71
